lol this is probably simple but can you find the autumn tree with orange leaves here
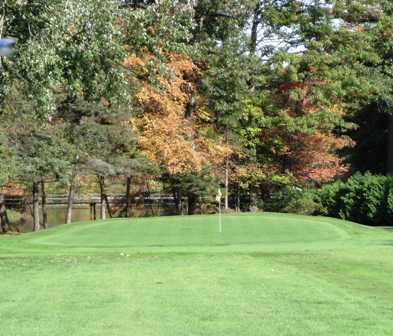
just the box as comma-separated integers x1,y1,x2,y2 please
124,49,227,213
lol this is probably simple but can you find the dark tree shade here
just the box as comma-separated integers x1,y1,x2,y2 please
340,103,388,176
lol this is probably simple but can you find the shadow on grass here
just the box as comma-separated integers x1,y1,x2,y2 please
376,240,393,245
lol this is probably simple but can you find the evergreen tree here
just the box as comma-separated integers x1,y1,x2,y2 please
170,164,219,215
11,120,70,231
82,119,141,220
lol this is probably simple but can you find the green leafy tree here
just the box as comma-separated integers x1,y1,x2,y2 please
0,128,17,232
11,120,70,231
270,1,393,176
81,118,141,219
169,164,219,215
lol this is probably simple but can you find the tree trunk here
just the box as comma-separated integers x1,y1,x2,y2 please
246,5,262,213
260,181,270,201
247,8,262,212
145,180,155,217
32,182,40,232
185,90,196,118
0,186,9,232
91,203,96,220
101,200,105,219
125,176,131,217
65,153,78,224
388,113,393,175
41,178,48,229
99,175,106,220
224,129,229,210
249,146,259,212
104,194,113,218
249,185,259,212
237,183,241,212
172,187,180,215
0,1,6,70
224,157,229,210
187,193,197,215
250,4,261,54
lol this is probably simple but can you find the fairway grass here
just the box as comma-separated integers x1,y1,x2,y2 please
1,213,393,335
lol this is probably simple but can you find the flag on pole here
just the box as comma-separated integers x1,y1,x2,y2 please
216,188,222,202
216,188,222,233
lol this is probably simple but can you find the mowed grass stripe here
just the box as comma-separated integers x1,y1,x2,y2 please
1,249,393,335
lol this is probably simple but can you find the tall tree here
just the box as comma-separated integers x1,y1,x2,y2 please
11,119,70,231
0,123,17,232
126,49,227,213
268,0,393,175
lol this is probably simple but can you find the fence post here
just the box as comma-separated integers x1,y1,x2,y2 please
93,203,96,220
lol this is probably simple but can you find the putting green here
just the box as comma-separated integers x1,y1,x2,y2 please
18,213,349,248
2,212,385,257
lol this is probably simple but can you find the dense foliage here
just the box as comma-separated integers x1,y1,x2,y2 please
2,0,393,230
317,173,393,226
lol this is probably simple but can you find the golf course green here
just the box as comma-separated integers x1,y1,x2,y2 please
1,213,393,335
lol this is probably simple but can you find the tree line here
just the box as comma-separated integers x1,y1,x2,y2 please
1,0,392,232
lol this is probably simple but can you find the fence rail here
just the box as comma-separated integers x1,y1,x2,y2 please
4,194,187,206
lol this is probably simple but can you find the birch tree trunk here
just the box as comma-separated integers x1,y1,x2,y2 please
32,182,40,232
0,186,9,232
66,122,82,224
0,0,6,69
249,185,259,212
65,152,78,224
247,7,261,212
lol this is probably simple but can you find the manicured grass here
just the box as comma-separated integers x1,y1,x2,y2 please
1,213,393,335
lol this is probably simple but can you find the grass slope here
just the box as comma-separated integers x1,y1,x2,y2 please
1,213,393,335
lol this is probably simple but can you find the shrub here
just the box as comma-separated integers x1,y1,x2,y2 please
282,192,321,216
318,172,393,226
258,185,320,216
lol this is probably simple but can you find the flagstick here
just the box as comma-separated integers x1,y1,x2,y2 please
219,196,221,234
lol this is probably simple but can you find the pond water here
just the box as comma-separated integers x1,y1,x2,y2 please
11,204,176,233
12,207,109,233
